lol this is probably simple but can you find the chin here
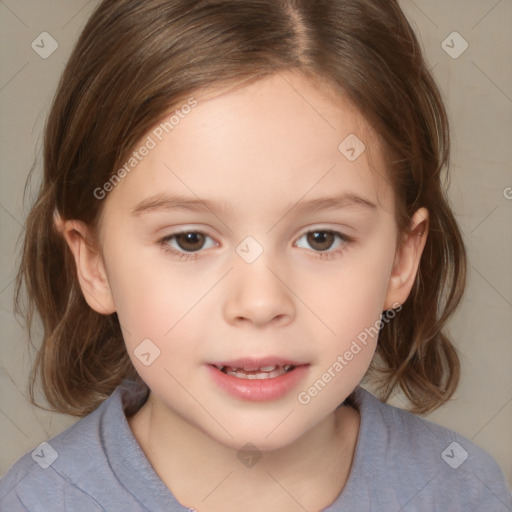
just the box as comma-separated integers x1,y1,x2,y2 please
200,420,307,454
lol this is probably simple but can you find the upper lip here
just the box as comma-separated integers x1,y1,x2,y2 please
209,357,307,371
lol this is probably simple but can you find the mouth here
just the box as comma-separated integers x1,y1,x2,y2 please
207,358,309,401
211,364,296,380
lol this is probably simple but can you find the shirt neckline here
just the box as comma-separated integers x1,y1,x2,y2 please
104,379,375,510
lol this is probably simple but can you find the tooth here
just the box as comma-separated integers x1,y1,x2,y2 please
260,365,277,372
224,366,293,379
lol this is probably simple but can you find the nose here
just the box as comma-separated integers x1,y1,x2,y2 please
223,256,296,328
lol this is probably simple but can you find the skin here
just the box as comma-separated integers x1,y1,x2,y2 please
60,70,428,511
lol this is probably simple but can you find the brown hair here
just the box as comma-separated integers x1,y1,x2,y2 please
15,0,466,417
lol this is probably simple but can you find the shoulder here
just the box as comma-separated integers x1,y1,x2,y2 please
354,387,512,511
0,451,105,512
0,382,143,512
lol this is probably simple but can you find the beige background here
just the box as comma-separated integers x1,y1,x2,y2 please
1,0,511,488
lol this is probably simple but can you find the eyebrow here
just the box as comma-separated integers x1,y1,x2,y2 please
131,192,377,217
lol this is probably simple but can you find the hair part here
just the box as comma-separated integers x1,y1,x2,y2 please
15,0,466,417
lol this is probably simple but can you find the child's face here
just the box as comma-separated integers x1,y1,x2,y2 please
74,71,425,450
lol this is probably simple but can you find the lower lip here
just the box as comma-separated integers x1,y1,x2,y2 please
206,364,309,401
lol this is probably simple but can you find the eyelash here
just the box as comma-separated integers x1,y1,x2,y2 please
157,229,352,262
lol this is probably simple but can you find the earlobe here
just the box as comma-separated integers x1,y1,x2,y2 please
383,208,429,310
57,216,116,315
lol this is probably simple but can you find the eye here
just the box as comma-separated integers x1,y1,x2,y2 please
294,229,350,259
158,228,351,262
158,231,217,260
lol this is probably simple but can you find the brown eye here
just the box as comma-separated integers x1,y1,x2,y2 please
306,231,336,251
174,232,206,252
159,230,217,260
294,229,349,259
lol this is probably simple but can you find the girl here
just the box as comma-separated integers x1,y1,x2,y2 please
1,0,510,511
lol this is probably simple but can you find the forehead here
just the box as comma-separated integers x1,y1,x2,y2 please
101,71,393,223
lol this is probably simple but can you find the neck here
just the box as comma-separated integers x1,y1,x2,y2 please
127,393,360,512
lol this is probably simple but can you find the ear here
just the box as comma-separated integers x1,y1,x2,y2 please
383,208,429,309
56,214,116,315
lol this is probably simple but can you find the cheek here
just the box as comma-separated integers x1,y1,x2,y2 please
103,243,192,344
315,245,395,334
105,250,225,378
106,253,208,389
304,235,396,389
297,255,394,413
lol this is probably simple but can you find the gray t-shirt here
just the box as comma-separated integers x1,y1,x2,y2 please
1,379,510,511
